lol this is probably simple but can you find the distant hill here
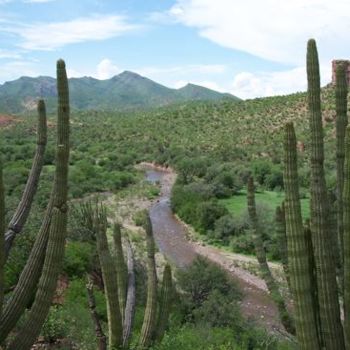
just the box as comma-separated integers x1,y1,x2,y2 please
0,71,240,114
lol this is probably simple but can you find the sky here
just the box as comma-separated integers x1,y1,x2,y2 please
1,0,350,99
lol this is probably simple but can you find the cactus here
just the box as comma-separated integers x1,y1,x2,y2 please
4,99,47,257
0,59,70,349
82,205,173,350
138,214,158,349
0,163,5,317
113,222,128,325
283,122,321,349
306,39,344,349
154,264,173,342
95,205,123,350
343,126,350,349
336,62,348,267
247,177,295,335
123,237,136,348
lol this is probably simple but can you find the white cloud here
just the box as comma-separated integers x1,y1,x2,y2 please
0,61,37,83
169,0,350,65
3,15,138,50
231,64,330,99
96,59,121,79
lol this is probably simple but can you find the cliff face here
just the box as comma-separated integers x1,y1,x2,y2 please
332,60,350,85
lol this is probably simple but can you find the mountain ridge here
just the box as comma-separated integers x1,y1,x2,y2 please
0,71,240,114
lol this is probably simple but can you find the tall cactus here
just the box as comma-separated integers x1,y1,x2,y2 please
247,177,295,335
306,39,344,349
138,214,158,349
123,237,136,349
95,205,123,350
0,163,5,317
0,59,70,349
113,222,128,325
83,205,173,350
154,264,173,342
336,62,348,290
4,99,47,257
343,126,350,349
283,122,321,349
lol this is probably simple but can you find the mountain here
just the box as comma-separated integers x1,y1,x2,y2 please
0,71,240,114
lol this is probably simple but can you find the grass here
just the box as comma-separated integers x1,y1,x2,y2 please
220,190,310,219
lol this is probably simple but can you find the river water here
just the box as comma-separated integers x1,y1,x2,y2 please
145,169,196,268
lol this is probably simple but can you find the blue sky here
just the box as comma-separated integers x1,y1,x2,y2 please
1,0,350,98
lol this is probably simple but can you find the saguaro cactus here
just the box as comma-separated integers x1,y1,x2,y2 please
84,205,173,350
95,206,123,350
283,122,321,350
139,214,158,349
0,163,5,318
343,126,350,349
4,99,47,257
0,59,70,350
154,264,173,342
113,223,128,325
336,63,348,272
307,39,344,350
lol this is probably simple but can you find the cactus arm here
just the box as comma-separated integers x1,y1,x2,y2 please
307,39,344,349
138,214,158,349
8,207,67,350
6,59,70,350
283,122,321,349
95,206,123,350
247,177,295,335
86,275,107,350
343,126,350,349
154,264,173,342
0,163,5,317
336,63,348,266
123,237,136,349
113,223,127,326
0,108,53,345
4,100,47,258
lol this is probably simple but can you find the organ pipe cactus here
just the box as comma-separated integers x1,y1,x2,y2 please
138,214,158,349
247,177,295,335
283,39,350,349
0,164,4,317
343,126,350,349
87,206,173,350
0,59,70,349
306,39,344,349
336,63,348,293
283,122,321,349
95,206,123,349
113,223,128,326
4,99,47,258
154,264,173,342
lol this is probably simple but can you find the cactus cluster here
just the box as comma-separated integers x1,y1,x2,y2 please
84,204,173,350
0,59,70,349
283,39,349,349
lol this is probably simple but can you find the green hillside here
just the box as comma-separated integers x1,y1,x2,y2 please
0,71,240,114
